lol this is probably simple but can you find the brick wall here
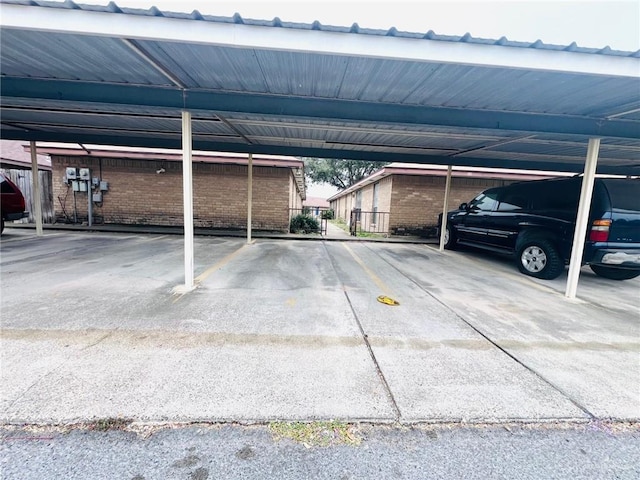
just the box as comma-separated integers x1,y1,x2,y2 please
331,194,353,222
389,175,512,229
51,156,296,231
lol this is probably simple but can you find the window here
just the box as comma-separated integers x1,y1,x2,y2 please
469,190,498,212
532,180,580,211
498,190,528,211
354,190,362,221
1,175,16,194
372,182,379,224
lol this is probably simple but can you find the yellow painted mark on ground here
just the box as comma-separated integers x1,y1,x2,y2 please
342,243,394,298
286,298,297,307
173,242,252,303
195,243,252,285
140,235,169,243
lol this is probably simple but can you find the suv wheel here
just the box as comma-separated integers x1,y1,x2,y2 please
444,225,457,250
516,237,564,280
590,265,640,281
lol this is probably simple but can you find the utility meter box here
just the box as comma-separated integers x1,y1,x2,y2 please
66,167,78,180
79,168,91,181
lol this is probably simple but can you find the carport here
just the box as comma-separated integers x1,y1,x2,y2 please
1,0,638,298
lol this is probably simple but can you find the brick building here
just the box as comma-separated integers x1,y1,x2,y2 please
39,145,305,232
328,163,558,235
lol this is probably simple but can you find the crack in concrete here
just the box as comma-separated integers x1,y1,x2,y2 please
364,243,597,420
322,241,402,422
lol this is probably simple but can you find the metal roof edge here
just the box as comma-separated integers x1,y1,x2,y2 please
1,0,637,58
36,145,305,169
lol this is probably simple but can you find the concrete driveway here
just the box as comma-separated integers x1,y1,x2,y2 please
1,229,638,424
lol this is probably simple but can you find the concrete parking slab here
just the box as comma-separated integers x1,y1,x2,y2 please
1,231,395,423
2,331,391,423
326,242,587,422
373,243,639,420
1,229,638,425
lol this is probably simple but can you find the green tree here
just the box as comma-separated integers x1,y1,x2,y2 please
303,158,387,190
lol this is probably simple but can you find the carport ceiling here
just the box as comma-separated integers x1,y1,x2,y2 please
1,0,640,175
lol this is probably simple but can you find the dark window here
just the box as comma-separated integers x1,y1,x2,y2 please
600,179,640,211
469,190,498,212
1,176,16,194
532,179,581,211
498,190,528,211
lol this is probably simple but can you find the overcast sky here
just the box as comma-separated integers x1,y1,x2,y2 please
94,0,640,197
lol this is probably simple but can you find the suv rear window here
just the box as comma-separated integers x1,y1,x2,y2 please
600,179,640,211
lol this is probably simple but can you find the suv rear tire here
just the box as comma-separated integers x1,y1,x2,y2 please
516,237,564,280
590,265,640,281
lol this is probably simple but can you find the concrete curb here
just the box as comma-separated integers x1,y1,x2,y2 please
5,223,439,245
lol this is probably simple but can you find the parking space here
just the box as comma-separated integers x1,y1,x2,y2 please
1,229,638,424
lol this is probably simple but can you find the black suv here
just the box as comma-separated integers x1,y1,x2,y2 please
441,177,640,280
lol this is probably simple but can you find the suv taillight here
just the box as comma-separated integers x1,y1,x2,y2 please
589,219,611,242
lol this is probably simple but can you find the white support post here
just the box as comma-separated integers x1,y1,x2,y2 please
182,111,195,290
565,138,600,299
29,141,43,236
247,153,253,244
439,165,453,252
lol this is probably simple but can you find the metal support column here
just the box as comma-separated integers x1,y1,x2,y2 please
565,138,600,299
87,180,93,227
29,141,43,236
182,111,195,290
439,165,453,252
247,153,253,244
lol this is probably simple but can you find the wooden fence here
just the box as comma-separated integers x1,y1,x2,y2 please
1,168,55,223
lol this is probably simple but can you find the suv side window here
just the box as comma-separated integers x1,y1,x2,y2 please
469,190,498,212
532,179,580,211
498,189,528,211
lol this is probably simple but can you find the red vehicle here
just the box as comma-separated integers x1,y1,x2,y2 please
1,173,28,233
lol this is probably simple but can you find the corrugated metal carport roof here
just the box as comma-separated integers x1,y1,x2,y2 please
1,0,639,175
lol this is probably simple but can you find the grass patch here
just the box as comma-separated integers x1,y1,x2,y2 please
269,421,361,447
329,218,350,233
87,417,133,432
329,219,385,238
355,231,384,238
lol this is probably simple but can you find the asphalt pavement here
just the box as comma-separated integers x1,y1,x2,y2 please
2,423,639,480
